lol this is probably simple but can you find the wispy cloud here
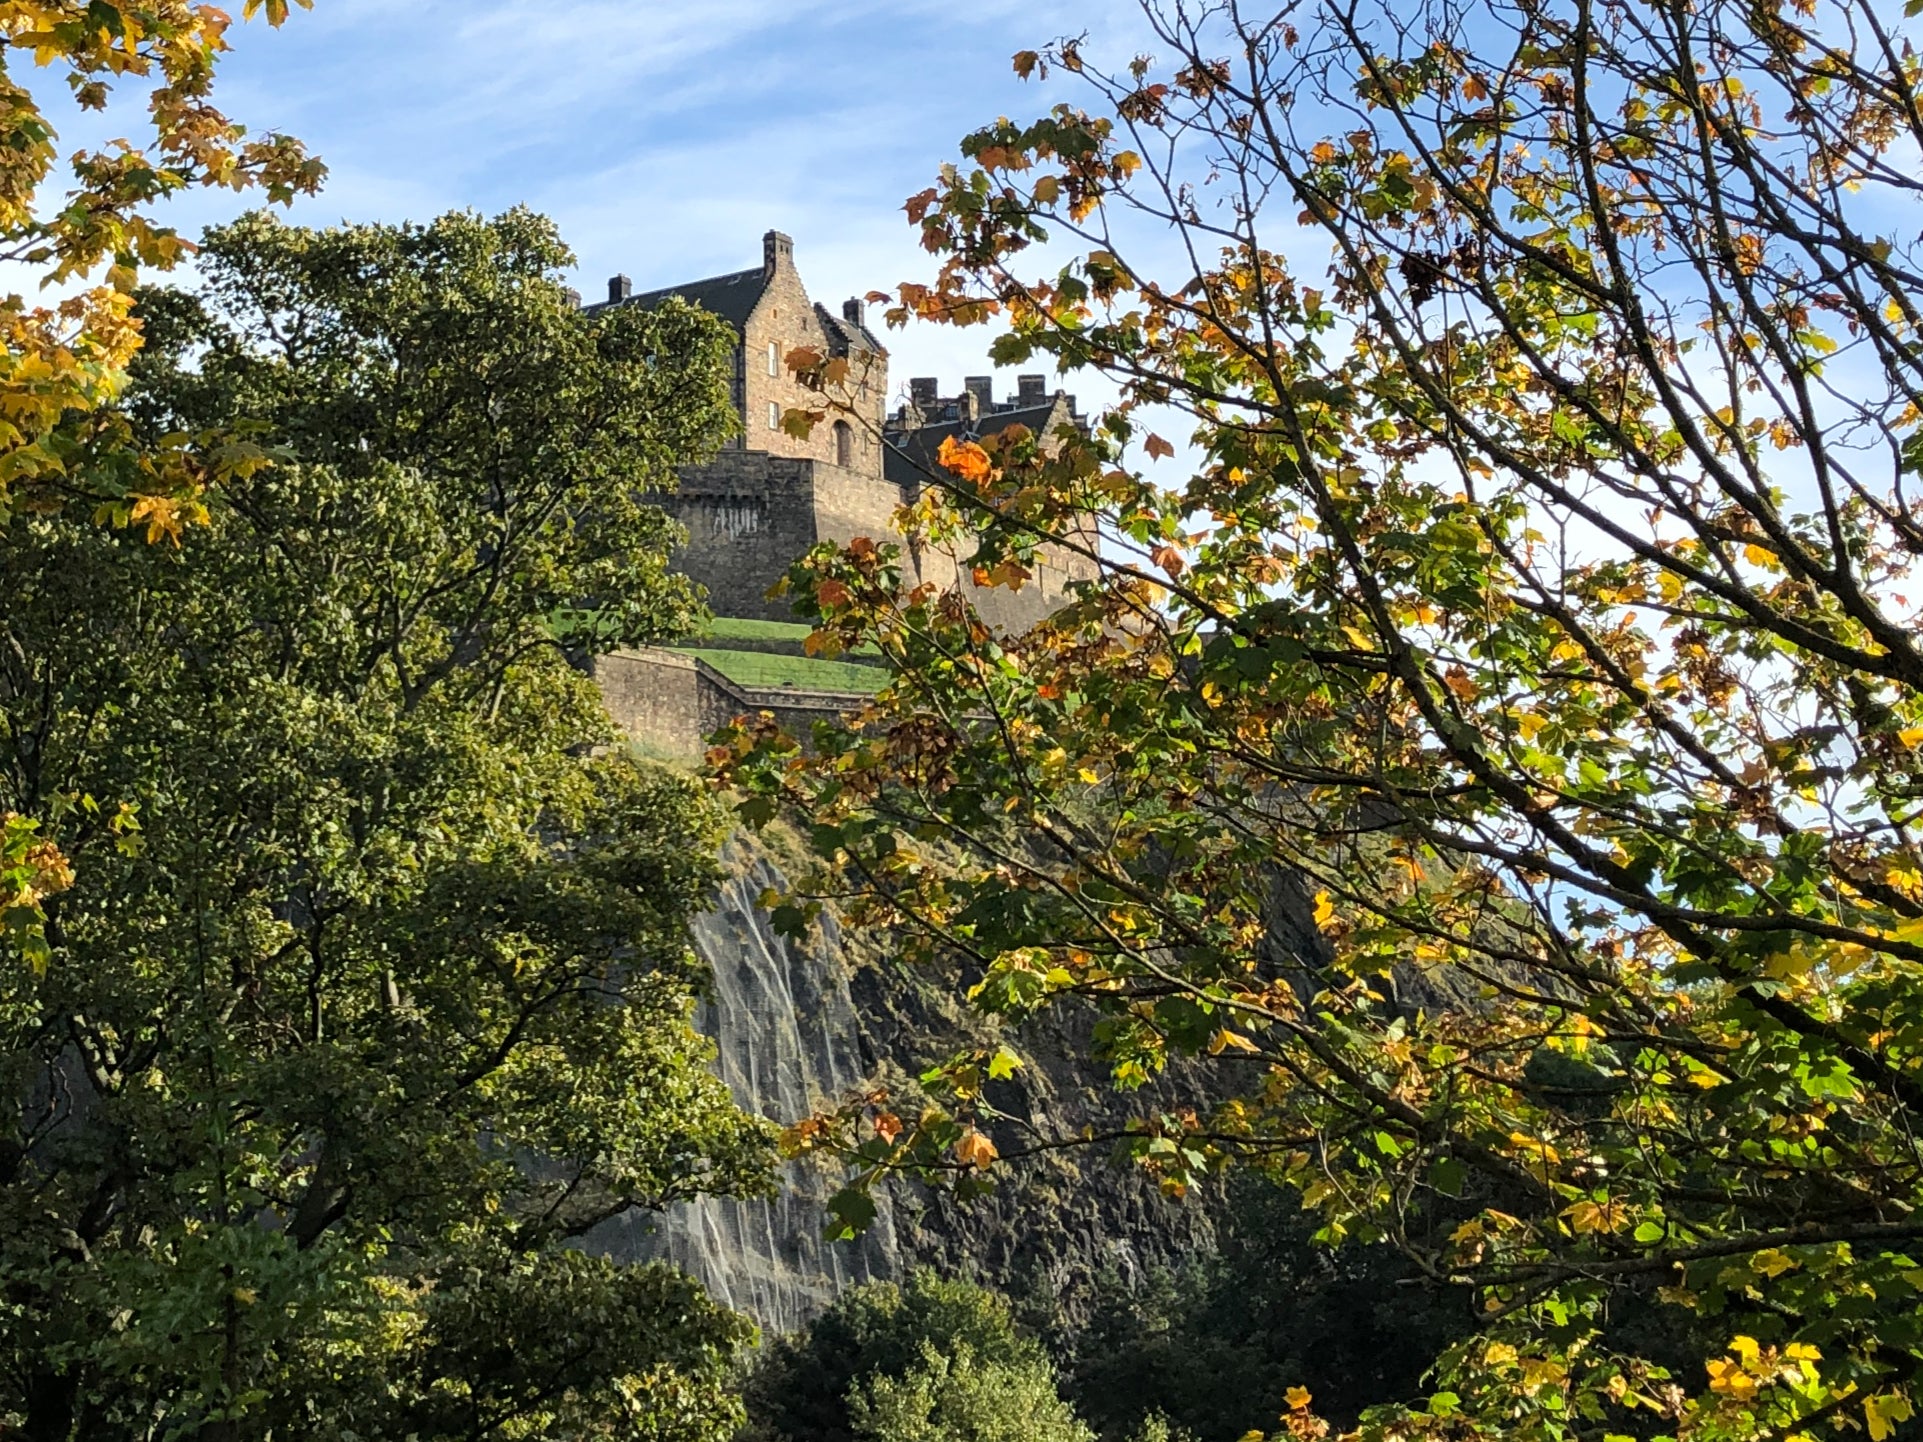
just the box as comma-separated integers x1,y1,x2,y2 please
139,0,1153,401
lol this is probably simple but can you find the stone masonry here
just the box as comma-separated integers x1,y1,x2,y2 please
587,231,1099,755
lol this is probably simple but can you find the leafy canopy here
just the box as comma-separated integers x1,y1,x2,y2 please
0,208,763,1439
0,0,322,967
720,4,1923,1442
745,1271,1080,1442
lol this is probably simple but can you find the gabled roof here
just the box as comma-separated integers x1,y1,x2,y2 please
884,402,1066,489
816,302,885,356
600,265,770,332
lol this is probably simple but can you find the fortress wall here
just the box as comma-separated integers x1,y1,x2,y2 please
595,648,864,761
810,461,908,557
654,451,821,623
594,649,709,763
909,532,1103,635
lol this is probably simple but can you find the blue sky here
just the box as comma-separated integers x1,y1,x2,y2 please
132,0,1150,410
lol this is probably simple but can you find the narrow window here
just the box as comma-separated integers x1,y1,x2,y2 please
834,420,854,468
768,401,780,430
767,342,779,376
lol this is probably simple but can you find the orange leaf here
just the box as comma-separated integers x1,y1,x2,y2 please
938,435,993,485
954,1128,998,1169
1144,433,1175,460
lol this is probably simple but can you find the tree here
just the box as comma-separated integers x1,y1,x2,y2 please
1054,1177,1470,1441
851,1342,1093,1442
744,1270,1044,1442
746,1272,1087,1442
0,209,766,1438
720,4,1923,1442
0,0,322,966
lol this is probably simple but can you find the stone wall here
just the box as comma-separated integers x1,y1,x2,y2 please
810,459,909,557
654,450,822,623
594,649,865,762
739,234,888,475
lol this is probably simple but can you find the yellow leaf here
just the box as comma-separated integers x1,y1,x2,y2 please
1507,1130,1562,1165
1209,1028,1259,1054
128,493,183,546
1707,1357,1758,1400
1312,890,1337,932
1867,1394,1913,1442
1751,1248,1796,1278
1485,1341,1519,1366
1562,1199,1620,1234
1286,1388,1313,1411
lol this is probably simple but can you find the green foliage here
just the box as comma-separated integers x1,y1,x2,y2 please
715,5,1923,1442
744,1271,1047,1442
0,210,766,1437
1055,1180,1470,1442
850,1342,1093,1442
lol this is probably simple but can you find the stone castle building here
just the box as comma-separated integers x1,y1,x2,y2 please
588,231,1098,757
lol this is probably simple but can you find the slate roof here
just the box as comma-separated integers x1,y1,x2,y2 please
597,266,770,331
815,302,885,356
883,402,1065,488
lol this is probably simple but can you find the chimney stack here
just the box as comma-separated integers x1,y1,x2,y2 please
842,297,865,327
764,229,794,274
909,377,939,409
608,274,632,304
964,376,994,416
1017,374,1047,405
564,286,583,309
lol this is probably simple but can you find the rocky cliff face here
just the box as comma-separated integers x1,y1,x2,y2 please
588,839,902,1334
592,830,1216,1334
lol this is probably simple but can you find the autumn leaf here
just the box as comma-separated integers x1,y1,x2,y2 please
938,435,994,484
954,1128,998,1169
129,494,183,546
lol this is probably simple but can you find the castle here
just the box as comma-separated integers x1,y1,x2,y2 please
588,230,1098,758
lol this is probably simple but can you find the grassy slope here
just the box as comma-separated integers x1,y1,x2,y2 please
684,648,887,694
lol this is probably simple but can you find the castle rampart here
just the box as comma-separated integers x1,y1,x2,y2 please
592,231,1101,757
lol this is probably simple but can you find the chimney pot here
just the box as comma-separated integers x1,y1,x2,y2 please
763,229,794,273
608,274,632,304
